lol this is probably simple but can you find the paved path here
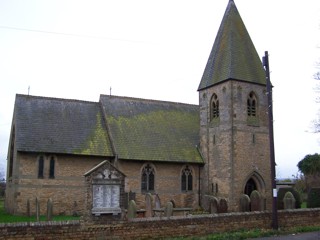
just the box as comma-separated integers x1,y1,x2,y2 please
252,231,320,240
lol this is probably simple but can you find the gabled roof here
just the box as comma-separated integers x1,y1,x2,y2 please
13,94,114,156
198,0,266,91
100,95,203,164
11,94,203,164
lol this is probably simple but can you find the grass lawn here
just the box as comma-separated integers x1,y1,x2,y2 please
0,198,80,223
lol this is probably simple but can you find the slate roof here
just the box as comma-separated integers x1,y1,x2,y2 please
100,95,203,163
198,0,266,90
14,94,114,156
12,94,203,164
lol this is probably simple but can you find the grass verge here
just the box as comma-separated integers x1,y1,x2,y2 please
168,226,320,240
0,198,80,223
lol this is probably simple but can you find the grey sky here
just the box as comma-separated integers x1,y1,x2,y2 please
0,0,320,178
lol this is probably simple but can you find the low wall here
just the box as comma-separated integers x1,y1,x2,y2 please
0,209,320,239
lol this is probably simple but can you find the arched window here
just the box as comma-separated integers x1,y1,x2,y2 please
247,92,257,117
181,166,193,191
49,156,55,179
38,155,44,179
141,164,155,192
210,93,219,120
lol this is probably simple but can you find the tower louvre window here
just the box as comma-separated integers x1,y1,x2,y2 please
247,92,257,117
210,93,219,120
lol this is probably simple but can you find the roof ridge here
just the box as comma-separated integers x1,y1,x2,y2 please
16,94,98,105
100,94,198,107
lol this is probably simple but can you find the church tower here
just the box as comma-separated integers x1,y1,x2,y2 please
198,0,272,211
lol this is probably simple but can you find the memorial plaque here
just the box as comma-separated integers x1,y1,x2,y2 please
92,184,121,215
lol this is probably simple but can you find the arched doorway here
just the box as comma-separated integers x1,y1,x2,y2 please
244,178,257,196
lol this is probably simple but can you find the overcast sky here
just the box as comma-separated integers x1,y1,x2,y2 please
0,0,320,178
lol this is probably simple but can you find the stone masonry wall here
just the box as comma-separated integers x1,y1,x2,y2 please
117,160,200,209
199,80,272,211
5,152,107,215
0,209,320,239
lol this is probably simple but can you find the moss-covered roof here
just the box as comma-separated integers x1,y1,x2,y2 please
198,0,266,90
100,95,203,164
12,94,203,164
14,94,114,157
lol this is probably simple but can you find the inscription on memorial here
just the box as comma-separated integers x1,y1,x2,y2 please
92,184,121,215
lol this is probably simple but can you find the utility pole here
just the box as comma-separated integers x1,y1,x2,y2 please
263,51,278,230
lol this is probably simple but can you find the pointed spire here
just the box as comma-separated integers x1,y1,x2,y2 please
198,0,266,91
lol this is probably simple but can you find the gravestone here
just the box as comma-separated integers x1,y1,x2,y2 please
283,191,296,210
35,197,40,221
127,200,137,219
209,197,219,213
46,198,53,221
218,198,228,213
154,194,161,209
164,201,173,218
26,199,30,217
239,194,251,212
250,190,261,211
145,193,153,217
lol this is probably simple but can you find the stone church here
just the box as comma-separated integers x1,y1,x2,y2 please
5,0,272,216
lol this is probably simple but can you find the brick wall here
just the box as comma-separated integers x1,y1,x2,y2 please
1,209,320,239
5,152,107,215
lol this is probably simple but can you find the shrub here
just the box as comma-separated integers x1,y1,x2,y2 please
307,188,320,208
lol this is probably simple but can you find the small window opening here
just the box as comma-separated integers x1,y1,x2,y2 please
38,156,44,179
247,92,257,117
211,94,219,120
49,156,55,179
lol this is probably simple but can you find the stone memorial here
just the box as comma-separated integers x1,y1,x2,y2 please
209,197,219,214
35,197,40,221
239,194,250,212
218,198,228,213
154,194,161,209
164,201,173,218
46,198,53,221
26,199,30,217
127,200,137,219
250,190,261,211
283,191,296,210
145,193,153,218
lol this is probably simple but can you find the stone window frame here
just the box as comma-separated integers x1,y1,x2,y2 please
210,93,220,121
141,163,156,193
181,165,193,192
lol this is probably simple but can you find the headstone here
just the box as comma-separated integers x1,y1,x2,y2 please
35,197,40,221
218,198,228,213
209,197,219,213
164,201,173,218
145,193,153,218
239,194,251,212
127,200,137,219
46,198,53,221
26,199,30,217
73,201,78,217
283,191,296,210
154,194,161,209
250,190,261,211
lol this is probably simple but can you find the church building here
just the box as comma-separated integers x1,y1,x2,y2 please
5,0,272,216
